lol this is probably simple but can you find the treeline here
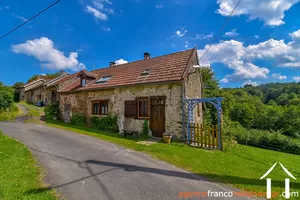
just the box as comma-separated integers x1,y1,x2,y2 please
221,83,300,137
200,67,300,154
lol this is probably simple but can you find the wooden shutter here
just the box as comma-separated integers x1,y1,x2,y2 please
125,100,137,118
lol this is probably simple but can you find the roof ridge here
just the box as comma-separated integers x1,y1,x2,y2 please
90,48,195,74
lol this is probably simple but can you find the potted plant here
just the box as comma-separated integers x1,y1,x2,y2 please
163,133,172,144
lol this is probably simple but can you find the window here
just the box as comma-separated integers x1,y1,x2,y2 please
96,75,112,83
137,98,149,118
141,68,151,76
100,101,108,115
92,100,109,115
81,78,86,86
92,103,99,115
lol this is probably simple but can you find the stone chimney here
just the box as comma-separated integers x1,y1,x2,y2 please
144,52,150,60
60,70,66,75
110,62,116,67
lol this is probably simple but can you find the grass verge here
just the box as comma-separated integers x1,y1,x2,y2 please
0,132,57,200
0,105,19,121
18,102,44,123
47,120,300,199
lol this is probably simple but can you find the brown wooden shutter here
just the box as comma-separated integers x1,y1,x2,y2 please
125,100,137,118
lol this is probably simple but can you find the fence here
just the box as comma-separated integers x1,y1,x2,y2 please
188,123,222,150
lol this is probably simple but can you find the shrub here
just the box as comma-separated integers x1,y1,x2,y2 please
0,90,14,111
90,115,118,132
70,113,87,126
143,120,149,135
224,121,300,155
44,103,60,120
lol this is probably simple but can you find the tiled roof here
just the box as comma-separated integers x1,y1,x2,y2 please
59,48,196,92
48,72,79,87
45,73,70,87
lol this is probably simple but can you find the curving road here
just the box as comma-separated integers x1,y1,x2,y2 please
0,121,247,200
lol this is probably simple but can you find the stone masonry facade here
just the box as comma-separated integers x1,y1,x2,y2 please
60,82,185,139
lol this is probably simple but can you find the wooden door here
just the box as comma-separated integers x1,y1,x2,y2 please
64,104,71,123
150,97,165,137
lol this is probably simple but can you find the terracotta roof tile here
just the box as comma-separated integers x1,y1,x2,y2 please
59,48,195,92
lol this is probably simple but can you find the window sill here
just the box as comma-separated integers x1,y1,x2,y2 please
91,114,108,117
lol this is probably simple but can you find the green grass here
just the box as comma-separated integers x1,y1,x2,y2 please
0,105,19,121
47,120,300,199
0,132,58,200
19,101,44,117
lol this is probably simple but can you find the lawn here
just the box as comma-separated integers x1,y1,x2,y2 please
47,120,300,199
0,132,57,200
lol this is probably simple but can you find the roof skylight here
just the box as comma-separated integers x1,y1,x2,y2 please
141,68,151,76
96,75,112,83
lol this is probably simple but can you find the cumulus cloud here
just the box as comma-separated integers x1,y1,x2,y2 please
272,73,287,80
12,37,85,71
115,59,128,65
293,76,300,82
217,0,300,26
224,28,239,37
156,4,163,8
198,29,300,83
243,80,258,86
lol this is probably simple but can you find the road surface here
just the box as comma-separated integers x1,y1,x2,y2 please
0,121,246,200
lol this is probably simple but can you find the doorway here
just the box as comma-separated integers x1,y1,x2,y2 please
150,97,165,137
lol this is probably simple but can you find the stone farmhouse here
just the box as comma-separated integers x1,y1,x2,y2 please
58,48,203,139
21,71,78,106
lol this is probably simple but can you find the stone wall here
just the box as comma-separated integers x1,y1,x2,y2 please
25,86,44,104
60,82,184,139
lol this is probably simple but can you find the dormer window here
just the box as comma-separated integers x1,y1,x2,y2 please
96,75,112,84
81,78,86,86
141,68,151,76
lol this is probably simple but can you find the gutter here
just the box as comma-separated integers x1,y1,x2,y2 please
58,80,182,94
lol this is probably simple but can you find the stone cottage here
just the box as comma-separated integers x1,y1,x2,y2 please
58,48,203,139
22,72,78,105
23,77,48,104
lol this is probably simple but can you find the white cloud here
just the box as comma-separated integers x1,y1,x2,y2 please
12,13,27,22
175,29,188,37
86,6,108,20
254,35,260,39
5,6,9,10
272,73,287,80
184,41,189,48
102,27,111,31
192,33,213,40
12,37,85,71
243,80,258,86
224,28,239,37
198,29,300,82
156,4,163,8
217,0,300,26
293,76,300,82
115,59,128,65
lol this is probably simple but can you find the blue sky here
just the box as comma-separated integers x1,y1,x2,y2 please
1,0,300,88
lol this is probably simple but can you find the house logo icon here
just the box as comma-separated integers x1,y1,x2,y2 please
260,162,296,199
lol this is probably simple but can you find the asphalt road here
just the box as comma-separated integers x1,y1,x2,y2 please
0,122,247,200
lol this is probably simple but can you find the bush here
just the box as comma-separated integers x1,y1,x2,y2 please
0,90,14,111
44,103,60,120
224,121,300,155
90,115,118,132
70,113,87,126
143,120,149,135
